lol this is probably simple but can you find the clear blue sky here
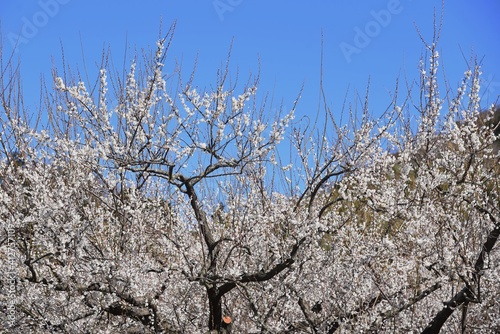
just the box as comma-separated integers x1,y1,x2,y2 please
1,0,499,122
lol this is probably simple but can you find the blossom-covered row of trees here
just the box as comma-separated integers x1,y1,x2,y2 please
1,24,499,333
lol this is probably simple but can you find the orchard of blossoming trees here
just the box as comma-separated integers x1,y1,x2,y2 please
1,23,499,333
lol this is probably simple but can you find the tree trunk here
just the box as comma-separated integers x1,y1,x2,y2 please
208,286,222,331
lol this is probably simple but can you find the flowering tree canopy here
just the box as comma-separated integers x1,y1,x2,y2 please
1,24,499,333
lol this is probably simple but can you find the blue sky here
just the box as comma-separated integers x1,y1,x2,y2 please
1,0,499,123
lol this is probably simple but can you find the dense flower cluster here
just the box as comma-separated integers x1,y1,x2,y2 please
1,27,499,333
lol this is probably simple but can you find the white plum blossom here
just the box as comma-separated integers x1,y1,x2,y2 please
1,26,499,334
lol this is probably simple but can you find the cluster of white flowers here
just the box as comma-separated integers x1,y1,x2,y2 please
1,31,499,333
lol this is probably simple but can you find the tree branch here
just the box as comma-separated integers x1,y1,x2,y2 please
422,221,500,334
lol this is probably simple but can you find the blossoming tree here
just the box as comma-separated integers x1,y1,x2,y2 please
1,24,499,333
